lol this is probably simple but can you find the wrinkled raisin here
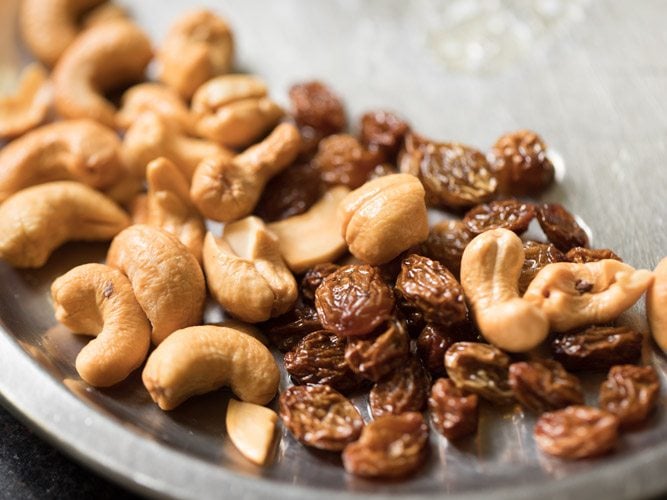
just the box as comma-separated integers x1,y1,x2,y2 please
315,264,395,337
263,301,322,352
301,263,340,303
360,110,409,164
369,356,430,417
537,203,588,252
314,134,380,189
551,326,642,371
416,324,458,377
342,412,428,478
289,81,346,136
395,300,426,337
509,360,584,413
345,321,410,382
534,405,619,459
418,219,472,277
519,241,567,295
429,378,478,440
462,199,536,235
599,365,660,428
279,384,363,451
566,247,622,264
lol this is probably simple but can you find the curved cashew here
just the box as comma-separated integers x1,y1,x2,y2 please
51,263,150,387
146,157,206,262
523,259,654,332
117,83,194,132
191,122,301,222
0,119,125,203
0,63,51,139
106,225,206,345
142,325,280,410
460,228,549,352
0,181,130,268
648,257,667,353
53,20,152,128
203,216,297,323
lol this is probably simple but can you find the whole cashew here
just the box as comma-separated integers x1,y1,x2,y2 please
648,257,667,353
53,20,152,128
460,228,549,352
106,225,206,345
142,325,280,410
203,216,298,323
0,181,130,268
0,63,51,139
523,259,654,332
191,122,301,222
117,83,194,132
51,263,150,387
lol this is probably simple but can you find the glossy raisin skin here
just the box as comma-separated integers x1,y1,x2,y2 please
301,263,340,303
345,321,410,382
599,365,660,428
395,254,467,326
463,199,536,236
416,324,458,377
279,384,364,451
342,412,428,478
429,378,479,440
418,220,472,278
537,203,588,252
551,326,642,371
315,264,395,337
566,247,622,264
360,110,409,164
263,301,322,352
508,360,584,414
369,356,430,418
519,241,567,295
289,81,346,137
313,134,379,189
534,405,620,459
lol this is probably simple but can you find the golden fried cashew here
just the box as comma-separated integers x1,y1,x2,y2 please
203,216,298,323
523,259,654,332
158,9,234,100
51,263,150,387
107,225,206,345
268,186,350,273
191,122,301,222
648,257,667,353
117,83,194,132
226,399,278,466
0,181,130,268
192,75,283,148
0,119,125,203
142,325,280,410
146,157,206,262
53,20,152,128
0,63,51,139
339,173,429,265
460,228,549,352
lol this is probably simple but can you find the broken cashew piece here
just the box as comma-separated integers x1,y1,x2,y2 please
226,399,278,466
117,83,194,132
268,186,351,273
203,216,298,323
0,63,51,139
460,228,549,352
0,181,130,268
523,259,654,332
142,325,280,410
51,263,151,387
648,257,667,353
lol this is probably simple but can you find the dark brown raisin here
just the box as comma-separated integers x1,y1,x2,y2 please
369,356,430,418
279,384,363,451
263,301,322,352
360,110,409,164
534,405,619,459
315,264,395,337
599,365,660,428
462,199,536,235
345,321,410,382
342,412,428,478
301,263,340,303
537,203,588,252
551,326,642,371
314,134,380,189
395,300,426,337
429,378,478,440
418,219,472,278
566,247,622,264
519,241,567,295
508,360,584,413
289,81,346,136
416,324,458,377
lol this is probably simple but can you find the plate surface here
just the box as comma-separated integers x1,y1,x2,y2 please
1,1,667,499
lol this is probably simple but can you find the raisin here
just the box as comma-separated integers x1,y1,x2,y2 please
445,342,513,404
395,300,426,337
289,81,346,136
418,219,472,277
599,365,660,428
263,301,322,352
551,326,642,371
566,247,622,264
301,263,340,303
284,331,362,393
399,132,497,209
519,241,567,295
395,254,467,326
315,264,395,337
534,405,619,459
369,356,430,418
429,378,478,440
416,324,458,377
360,110,409,164
279,384,364,451
537,203,588,252
342,412,428,478
508,360,584,414
345,321,410,382
314,134,380,189
491,129,555,195
462,199,536,236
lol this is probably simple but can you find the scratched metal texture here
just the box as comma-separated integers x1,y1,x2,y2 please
0,0,666,499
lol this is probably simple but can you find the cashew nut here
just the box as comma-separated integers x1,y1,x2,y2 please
226,399,278,466
0,119,125,203
192,75,283,148
158,10,234,100
268,186,350,273
128,193,149,225
51,263,151,387
203,216,297,323
460,228,549,352
191,122,301,222
117,83,194,132
106,224,206,345
142,325,280,410
0,63,51,139
0,181,130,268
339,173,429,265
523,259,654,332
647,257,667,353
146,157,206,262
81,2,128,29
53,20,152,128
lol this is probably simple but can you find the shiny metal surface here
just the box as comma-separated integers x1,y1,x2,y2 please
1,0,667,498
